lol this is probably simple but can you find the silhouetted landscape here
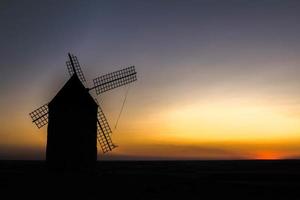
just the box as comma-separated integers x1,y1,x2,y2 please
1,160,300,199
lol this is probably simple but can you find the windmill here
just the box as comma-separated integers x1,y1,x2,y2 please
29,53,137,170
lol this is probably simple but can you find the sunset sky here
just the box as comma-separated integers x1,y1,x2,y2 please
1,0,300,160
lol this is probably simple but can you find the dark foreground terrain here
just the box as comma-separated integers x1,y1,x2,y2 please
1,160,300,199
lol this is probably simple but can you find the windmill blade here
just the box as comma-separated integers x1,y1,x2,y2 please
91,66,137,95
29,104,49,128
66,53,86,83
97,105,117,153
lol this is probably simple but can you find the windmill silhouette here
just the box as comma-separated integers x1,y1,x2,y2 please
29,53,137,170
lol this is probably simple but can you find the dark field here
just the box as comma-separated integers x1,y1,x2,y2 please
1,160,300,199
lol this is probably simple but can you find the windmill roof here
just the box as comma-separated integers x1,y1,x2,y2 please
49,74,97,108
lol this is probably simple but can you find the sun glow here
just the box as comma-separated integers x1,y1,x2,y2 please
108,98,300,160
254,151,284,160
161,100,300,143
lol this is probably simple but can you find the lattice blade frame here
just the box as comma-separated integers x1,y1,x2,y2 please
97,105,116,153
29,104,49,128
66,54,86,83
93,66,137,95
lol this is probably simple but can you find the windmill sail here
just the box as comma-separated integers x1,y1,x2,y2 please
29,53,137,159
92,66,137,95
29,104,49,128
97,105,116,153
66,53,86,83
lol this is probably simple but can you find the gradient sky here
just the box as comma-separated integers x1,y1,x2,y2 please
1,0,300,160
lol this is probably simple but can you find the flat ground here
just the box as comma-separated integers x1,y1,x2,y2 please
1,160,300,199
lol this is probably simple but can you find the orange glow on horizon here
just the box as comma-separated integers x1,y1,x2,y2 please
254,151,285,160
108,98,300,160
2,96,300,160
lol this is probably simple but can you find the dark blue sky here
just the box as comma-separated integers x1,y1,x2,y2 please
1,0,300,93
